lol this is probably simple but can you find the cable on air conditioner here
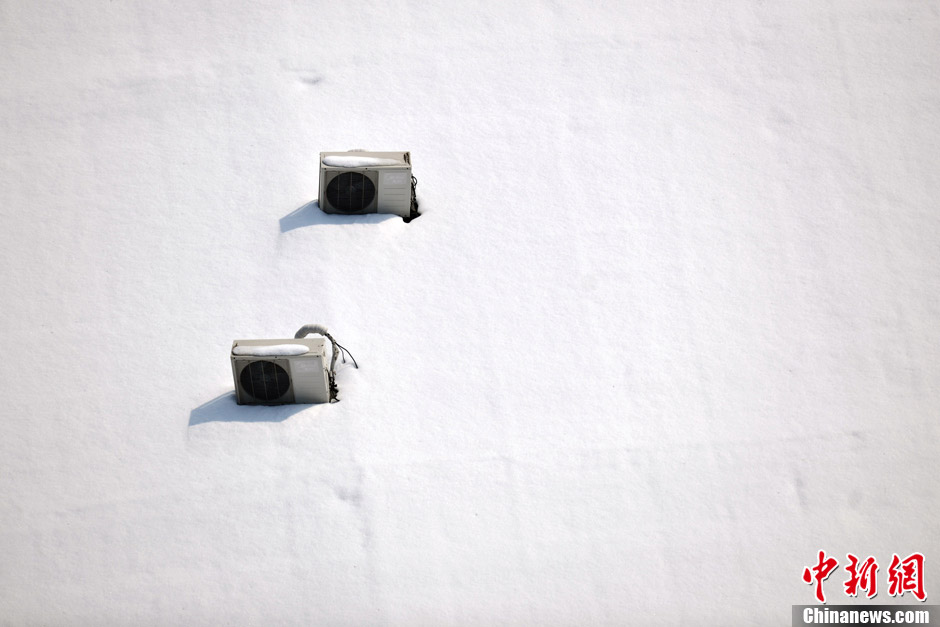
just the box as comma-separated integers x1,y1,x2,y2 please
294,324,358,402
410,175,419,219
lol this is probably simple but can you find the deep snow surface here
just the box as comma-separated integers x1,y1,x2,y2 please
2,1,939,624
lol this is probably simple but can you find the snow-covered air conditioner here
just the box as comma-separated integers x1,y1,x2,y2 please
231,325,358,405
231,338,330,405
319,150,416,219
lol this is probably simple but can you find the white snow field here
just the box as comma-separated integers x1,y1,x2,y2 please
2,0,939,624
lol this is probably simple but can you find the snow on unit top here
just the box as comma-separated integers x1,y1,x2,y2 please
231,344,310,356
321,155,402,167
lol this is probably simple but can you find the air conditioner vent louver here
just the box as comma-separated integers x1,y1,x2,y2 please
239,360,291,402
326,171,376,213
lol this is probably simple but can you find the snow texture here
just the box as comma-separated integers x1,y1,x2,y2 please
2,0,939,625
232,344,310,357
322,155,403,167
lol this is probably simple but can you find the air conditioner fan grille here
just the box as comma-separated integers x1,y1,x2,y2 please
326,172,376,212
240,360,291,401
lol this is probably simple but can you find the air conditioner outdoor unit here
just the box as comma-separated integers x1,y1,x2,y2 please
231,338,330,405
319,150,416,219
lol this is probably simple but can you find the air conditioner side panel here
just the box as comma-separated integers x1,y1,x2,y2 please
377,168,412,217
289,354,331,403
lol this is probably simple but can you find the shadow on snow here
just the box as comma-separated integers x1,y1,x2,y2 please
188,391,311,426
279,199,398,232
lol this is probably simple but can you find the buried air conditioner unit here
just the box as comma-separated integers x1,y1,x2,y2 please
318,151,417,219
231,325,358,405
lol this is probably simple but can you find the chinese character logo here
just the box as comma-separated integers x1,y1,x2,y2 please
804,550,927,603
888,553,926,601
844,554,878,599
803,550,839,603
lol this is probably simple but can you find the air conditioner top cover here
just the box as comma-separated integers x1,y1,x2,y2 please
319,150,413,218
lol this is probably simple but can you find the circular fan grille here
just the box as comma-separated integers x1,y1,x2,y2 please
240,360,291,401
326,172,376,212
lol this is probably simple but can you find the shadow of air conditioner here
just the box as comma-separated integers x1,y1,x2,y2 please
188,391,311,426
279,200,396,232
